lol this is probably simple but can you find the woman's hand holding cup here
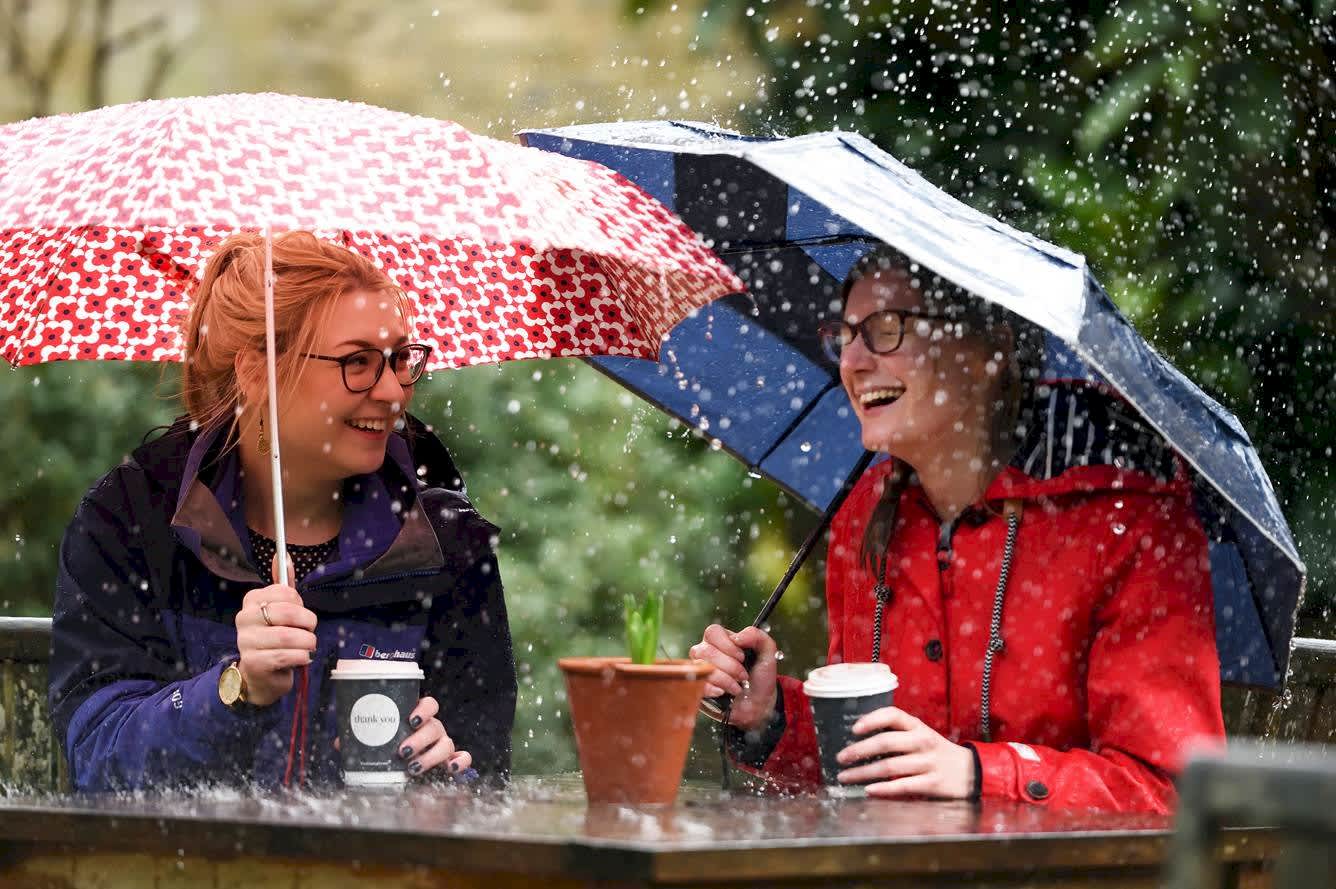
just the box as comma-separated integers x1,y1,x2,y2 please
836,707,975,799
690,624,780,731
234,584,318,707
395,695,472,779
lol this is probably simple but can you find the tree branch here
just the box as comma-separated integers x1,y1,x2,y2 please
87,0,113,109
2,0,39,89
4,0,82,118
105,10,167,54
41,0,80,86
140,38,178,99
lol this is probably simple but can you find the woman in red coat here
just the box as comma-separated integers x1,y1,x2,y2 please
691,248,1225,813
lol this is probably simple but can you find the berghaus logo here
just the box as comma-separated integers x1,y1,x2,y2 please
358,643,416,660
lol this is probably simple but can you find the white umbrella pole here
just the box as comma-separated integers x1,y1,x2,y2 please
262,227,289,586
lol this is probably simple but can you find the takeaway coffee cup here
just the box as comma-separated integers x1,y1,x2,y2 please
330,658,424,787
803,663,898,797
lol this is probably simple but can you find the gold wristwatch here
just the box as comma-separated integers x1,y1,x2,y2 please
218,661,250,708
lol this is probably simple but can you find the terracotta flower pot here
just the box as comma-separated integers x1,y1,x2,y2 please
558,656,711,805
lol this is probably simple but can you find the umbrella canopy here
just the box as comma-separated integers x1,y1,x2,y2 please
521,120,1305,690
0,94,741,368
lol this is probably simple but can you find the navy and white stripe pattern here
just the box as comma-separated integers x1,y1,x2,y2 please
1014,384,1179,484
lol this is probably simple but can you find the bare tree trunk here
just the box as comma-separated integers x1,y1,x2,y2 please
2,0,82,118
87,0,179,109
140,38,179,100
86,0,111,109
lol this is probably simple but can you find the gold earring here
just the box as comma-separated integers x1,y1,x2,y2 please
257,417,270,456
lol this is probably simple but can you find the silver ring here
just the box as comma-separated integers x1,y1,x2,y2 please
260,602,273,627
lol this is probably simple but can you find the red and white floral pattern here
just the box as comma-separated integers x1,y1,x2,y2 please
0,93,742,367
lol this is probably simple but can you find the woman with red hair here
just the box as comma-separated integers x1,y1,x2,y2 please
49,232,516,791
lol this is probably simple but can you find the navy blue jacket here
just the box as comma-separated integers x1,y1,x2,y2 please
49,415,516,791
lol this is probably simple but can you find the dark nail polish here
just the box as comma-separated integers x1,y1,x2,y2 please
449,761,461,773
399,745,413,759
409,715,423,729
307,651,316,662
408,761,423,775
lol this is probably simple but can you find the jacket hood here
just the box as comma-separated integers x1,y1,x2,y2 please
994,382,1186,501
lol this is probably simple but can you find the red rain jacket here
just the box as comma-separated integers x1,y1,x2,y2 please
748,457,1225,813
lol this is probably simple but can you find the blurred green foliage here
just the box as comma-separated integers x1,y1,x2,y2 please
0,363,178,613
637,0,1336,629
3,0,1333,781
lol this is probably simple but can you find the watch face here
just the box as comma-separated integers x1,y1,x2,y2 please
219,666,242,704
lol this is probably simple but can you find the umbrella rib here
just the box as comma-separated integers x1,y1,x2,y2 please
710,234,879,258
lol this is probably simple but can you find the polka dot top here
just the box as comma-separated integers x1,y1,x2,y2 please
248,528,339,585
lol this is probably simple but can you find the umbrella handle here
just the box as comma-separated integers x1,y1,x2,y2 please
699,450,878,724
698,651,758,723
263,227,290,587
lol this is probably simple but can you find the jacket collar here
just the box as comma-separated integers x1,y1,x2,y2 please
167,418,451,589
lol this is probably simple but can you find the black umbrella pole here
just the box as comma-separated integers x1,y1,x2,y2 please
750,449,877,630
700,450,877,722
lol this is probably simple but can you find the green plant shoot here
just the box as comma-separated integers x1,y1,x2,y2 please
623,590,662,665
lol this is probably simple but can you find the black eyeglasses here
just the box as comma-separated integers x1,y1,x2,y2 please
301,343,432,393
817,309,953,362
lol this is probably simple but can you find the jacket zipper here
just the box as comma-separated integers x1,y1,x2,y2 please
301,566,442,594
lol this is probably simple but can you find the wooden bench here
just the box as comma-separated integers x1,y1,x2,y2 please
1,617,1332,794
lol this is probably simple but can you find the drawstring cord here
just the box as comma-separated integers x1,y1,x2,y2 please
283,664,310,788
871,558,892,663
872,499,1022,743
978,502,1021,742
298,666,309,784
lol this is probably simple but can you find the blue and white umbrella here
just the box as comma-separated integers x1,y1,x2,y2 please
521,121,1305,689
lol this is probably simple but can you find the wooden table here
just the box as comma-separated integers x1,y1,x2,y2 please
0,778,1276,888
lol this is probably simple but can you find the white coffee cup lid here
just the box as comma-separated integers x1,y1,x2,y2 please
329,658,423,680
802,663,897,698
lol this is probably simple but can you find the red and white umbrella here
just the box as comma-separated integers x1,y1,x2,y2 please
0,93,740,367
0,93,743,580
